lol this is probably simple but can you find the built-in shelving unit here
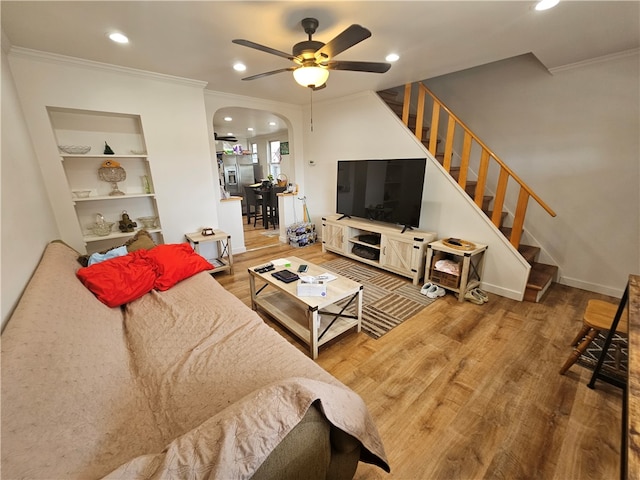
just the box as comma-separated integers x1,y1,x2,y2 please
48,107,163,254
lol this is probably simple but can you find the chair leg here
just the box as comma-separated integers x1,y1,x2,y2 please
570,324,591,347
560,327,600,375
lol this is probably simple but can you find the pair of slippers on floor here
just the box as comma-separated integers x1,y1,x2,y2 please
420,282,446,299
463,287,489,304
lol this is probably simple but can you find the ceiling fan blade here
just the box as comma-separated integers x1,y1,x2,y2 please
232,39,296,61
241,67,296,81
314,24,371,62
326,60,391,73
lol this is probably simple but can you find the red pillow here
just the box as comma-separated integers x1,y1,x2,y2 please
143,243,214,291
76,250,157,307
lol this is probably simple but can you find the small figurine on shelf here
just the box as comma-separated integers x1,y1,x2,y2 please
104,141,114,155
118,210,137,232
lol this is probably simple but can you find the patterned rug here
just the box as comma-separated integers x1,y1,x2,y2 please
576,331,628,380
320,258,438,339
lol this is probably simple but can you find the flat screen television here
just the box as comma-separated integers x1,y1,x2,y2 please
336,158,426,231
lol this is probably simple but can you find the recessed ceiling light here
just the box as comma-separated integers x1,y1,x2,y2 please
227,132,234,136
108,32,129,44
269,122,276,126
224,117,232,122
535,0,559,11
233,63,247,72
247,127,254,131
385,53,400,62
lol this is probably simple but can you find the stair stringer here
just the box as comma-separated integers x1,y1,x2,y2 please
374,92,531,301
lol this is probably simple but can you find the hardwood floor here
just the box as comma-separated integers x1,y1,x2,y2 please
216,224,623,479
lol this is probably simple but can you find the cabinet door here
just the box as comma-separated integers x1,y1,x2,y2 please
322,222,345,253
380,236,414,275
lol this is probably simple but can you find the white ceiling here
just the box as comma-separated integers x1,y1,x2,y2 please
3,1,638,136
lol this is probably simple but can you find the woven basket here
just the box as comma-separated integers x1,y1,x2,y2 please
276,173,288,187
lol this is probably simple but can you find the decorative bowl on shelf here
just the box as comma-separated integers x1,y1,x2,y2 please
137,216,158,228
58,145,91,154
89,221,115,236
129,149,146,155
72,190,91,198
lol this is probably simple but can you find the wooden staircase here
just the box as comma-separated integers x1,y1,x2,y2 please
378,85,558,302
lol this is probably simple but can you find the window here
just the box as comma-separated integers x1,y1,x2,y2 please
268,140,281,178
269,141,281,164
251,143,258,164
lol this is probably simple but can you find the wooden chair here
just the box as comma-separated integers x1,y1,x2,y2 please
559,299,629,375
243,186,263,227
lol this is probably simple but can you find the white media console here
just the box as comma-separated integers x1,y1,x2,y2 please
321,214,437,285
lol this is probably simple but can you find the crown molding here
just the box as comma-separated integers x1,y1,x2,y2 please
549,48,639,74
8,46,208,88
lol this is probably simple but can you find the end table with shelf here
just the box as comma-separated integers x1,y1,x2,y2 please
185,230,233,275
426,239,487,302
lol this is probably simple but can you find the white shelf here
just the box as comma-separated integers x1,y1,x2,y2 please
60,154,147,159
83,228,162,244
72,193,155,202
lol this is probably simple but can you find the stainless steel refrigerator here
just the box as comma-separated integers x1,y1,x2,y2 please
223,154,256,214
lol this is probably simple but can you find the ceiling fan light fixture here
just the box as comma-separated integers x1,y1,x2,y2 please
293,66,329,88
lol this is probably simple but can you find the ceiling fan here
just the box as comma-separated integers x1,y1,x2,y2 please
232,17,391,90
214,132,238,142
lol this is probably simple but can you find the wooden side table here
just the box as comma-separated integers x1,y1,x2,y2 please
425,239,487,302
185,230,233,275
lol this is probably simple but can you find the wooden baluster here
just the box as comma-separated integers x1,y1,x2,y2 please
415,86,425,141
510,188,529,248
402,84,411,126
428,102,440,155
458,132,472,189
492,168,509,229
443,116,456,172
475,150,490,209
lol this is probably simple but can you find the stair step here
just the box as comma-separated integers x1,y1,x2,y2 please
524,262,558,302
484,210,508,228
518,244,540,264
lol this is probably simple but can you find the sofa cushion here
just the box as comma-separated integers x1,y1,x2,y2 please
143,243,213,291
76,250,157,307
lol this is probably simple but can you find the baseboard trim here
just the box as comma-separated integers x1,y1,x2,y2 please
558,276,624,299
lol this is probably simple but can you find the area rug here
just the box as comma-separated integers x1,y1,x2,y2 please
260,231,279,237
319,258,438,339
576,331,628,381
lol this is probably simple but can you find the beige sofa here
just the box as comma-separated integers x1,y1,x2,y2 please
1,241,388,479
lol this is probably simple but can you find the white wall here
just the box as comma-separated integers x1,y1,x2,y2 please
302,91,530,300
1,48,59,330
425,52,640,297
7,48,217,252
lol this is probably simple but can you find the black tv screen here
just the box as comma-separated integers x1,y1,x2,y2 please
336,158,426,228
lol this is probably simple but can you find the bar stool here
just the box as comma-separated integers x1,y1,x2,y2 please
244,186,263,227
559,299,628,375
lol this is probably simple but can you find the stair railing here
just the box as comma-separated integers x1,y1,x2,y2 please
402,82,556,249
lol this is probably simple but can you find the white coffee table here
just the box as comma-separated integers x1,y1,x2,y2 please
248,257,362,359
